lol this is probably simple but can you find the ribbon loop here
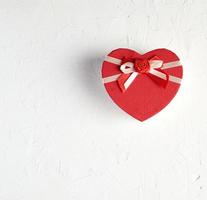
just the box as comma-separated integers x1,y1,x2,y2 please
149,59,163,69
120,62,134,74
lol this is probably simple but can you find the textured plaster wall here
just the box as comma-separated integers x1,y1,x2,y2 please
0,0,207,199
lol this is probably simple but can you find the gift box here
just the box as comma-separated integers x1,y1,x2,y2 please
101,48,183,121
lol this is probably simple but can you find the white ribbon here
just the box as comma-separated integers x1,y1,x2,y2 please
103,56,182,90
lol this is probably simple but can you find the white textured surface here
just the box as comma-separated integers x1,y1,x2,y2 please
0,0,207,199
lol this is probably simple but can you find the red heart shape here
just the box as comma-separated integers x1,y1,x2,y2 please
101,48,183,121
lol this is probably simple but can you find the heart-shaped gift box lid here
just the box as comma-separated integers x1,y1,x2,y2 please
101,48,183,121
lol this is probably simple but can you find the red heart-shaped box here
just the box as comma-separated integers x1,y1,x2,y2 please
101,48,183,121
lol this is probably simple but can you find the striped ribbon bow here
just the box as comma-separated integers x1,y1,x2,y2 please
103,56,182,92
